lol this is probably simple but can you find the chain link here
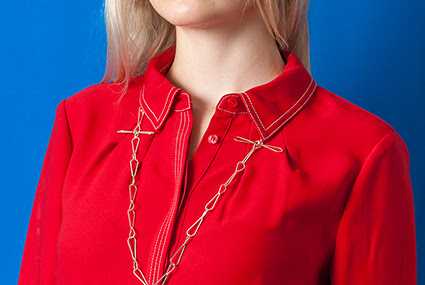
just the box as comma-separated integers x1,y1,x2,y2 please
120,107,284,285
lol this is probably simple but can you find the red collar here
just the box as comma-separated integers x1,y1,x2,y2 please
136,45,317,141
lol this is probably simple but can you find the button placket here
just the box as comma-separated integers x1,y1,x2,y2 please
164,105,236,262
148,94,192,285
158,94,248,283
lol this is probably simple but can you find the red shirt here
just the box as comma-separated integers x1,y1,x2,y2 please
18,45,417,285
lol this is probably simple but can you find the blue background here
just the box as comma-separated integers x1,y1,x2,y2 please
1,0,423,284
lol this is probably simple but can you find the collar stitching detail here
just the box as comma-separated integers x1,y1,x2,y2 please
262,82,317,140
142,84,176,121
141,84,180,128
216,94,247,114
217,107,248,115
243,77,314,131
239,95,266,139
174,92,192,112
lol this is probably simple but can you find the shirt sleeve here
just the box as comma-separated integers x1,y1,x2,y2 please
331,131,417,284
18,99,72,285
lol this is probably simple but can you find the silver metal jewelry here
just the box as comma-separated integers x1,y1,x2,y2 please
118,106,284,285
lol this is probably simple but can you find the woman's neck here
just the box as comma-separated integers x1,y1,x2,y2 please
164,6,286,110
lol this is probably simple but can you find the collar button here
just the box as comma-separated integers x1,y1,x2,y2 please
228,97,239,108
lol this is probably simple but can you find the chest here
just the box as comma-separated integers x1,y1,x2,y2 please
57,105,355,285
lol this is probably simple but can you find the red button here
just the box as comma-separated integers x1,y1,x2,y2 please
207,134,220,144
228,97,239,108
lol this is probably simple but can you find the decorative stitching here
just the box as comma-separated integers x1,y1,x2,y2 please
239,95,266,139
149,206,172,284
155,111,188,281
153,213,172,283
152,110,184,283
159,88,178,121
217,94,247,114
262,82,317,140
217,107,247,115
154,110,189,282
156,87,181,129
142,85,174,121
140,84,159,130
148,110,184,284
175,107,191,112
242,77,314,131
174,92,192,112
155,111,187,281
142,83,180,129
240,78,316,140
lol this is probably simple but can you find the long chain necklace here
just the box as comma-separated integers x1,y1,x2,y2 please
117,105,284,285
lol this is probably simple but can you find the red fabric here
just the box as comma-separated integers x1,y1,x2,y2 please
18,45,417,284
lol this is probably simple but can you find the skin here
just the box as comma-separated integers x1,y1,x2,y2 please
148,0,286,162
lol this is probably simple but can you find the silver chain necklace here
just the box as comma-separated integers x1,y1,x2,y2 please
117,105,284,285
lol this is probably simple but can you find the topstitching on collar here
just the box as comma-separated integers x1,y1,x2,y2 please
137,44,317,141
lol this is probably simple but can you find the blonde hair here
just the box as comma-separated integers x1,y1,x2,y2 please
101,0,311,101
